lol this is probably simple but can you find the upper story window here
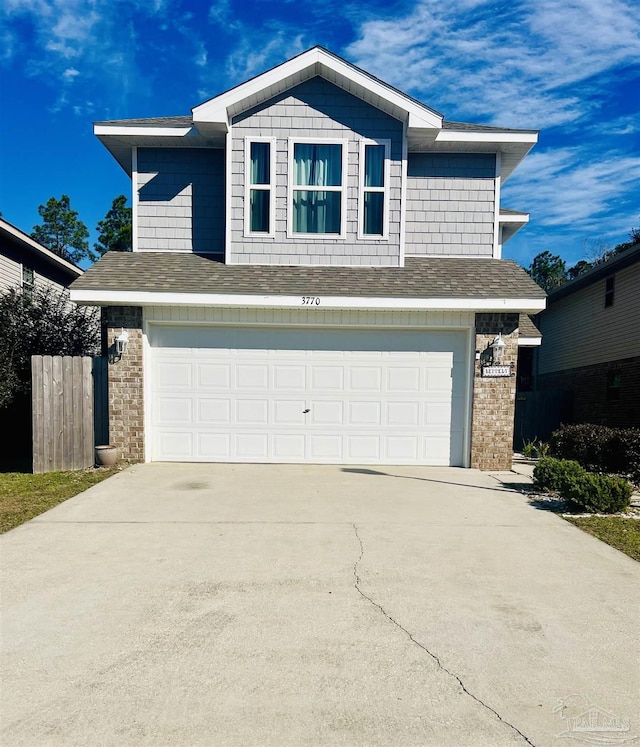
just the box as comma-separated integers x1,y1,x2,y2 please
604,275,615,307
359,140,390,238
245,138,275,236
22,266,35,299
289,140,346,236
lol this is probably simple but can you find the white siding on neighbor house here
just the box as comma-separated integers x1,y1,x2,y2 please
228,76,404,266
405,154,496,257
136,148,225,253
0,253,21,291
538,262,640,373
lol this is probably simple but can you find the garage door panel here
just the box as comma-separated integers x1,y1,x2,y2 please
157,362,192,388
197,364,230,389
198,433,230,458
236,365,269,389
236,400,269,424
272,434,305,459
349,367,382,392
348,401,381,426
198,399,231,424
309,401,343,425
235,434,269,458
273,400,306,425
274,366,306,390
150,325,469,465
157,397,192,424
386,402,420,426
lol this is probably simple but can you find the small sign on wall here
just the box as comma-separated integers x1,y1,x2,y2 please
481,364,512,378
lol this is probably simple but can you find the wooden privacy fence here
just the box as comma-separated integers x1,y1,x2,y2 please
31,355,108,474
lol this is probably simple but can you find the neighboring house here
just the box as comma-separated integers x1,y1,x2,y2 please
0,218,83,295
534,242,640,430
70,47,545,470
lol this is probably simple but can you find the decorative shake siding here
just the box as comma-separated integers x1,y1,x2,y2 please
103,306,144,462
136,148,225,253
229,77,404,266
470,312,519,470
405,154,496,256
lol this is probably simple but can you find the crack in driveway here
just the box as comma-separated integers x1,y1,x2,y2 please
351,523,536,747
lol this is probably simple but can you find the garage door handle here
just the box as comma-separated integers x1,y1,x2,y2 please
303,409,310,413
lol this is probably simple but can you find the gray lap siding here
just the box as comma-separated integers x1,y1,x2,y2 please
136,148,225,254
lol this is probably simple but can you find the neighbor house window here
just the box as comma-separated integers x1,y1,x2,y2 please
606,370,621,401
22,266,35,299
289,140,345,235
245,138,275,236
359,140,390,238
604,276,615,307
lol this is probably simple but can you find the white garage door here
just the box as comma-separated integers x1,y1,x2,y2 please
149,325,469,465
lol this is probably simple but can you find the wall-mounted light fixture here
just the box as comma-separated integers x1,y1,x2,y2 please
115,328,129,356
490,334,505,362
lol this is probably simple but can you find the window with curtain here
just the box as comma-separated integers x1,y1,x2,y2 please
292,143,343,234
247,140,272,234
360,142,388,236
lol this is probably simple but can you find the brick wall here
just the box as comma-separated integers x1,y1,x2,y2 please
103,306,144,462
470,313,519,470
536,356,640,429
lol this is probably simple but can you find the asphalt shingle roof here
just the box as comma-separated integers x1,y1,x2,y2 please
73,253,546,300
518,314,542,338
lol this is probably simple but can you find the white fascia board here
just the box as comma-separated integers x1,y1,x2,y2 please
70,288,546,313
94,125,194,137
499,213,529,224
518,337,542,346
192,48,442,129
436,131,538,145
0,219,83,277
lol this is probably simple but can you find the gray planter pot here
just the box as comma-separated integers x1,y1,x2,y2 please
95,445,119,467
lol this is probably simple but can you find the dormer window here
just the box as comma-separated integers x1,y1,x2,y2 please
245,138,275,236
289,140,346,236
359,140,389,238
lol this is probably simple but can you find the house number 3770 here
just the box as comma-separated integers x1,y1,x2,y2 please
301,296,321,306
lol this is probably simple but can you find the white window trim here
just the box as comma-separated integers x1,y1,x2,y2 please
244,136,276,238
287,137,348,240
358,138,391,240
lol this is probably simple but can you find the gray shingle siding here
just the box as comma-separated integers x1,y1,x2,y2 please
137,148,224,253
229,77,403,266
405,153,496,257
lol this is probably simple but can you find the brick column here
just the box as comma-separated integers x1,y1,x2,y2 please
103,306,144,462
470,313,519,470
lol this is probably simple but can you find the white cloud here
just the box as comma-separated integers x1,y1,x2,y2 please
503,147,640,231
346,0,640,128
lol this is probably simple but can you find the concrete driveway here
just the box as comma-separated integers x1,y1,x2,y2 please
1,464,638,747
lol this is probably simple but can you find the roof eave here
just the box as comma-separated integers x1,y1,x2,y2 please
0,219,83,278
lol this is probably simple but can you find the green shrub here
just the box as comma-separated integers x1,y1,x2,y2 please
549,423,640,485
533,457,585,492
564,473,633,514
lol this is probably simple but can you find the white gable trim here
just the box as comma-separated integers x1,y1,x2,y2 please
0,219,83,277
192,48,443,130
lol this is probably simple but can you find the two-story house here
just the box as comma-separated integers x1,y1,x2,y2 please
70,47,545,469
0,218,83,295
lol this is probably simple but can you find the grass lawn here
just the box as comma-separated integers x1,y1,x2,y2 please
0,467,120,534
564,516,640,562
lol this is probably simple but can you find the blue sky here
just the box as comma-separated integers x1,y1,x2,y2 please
1,0,638,269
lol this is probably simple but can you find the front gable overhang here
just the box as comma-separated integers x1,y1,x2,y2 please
499,209,529,244
192,47,443,132
70,253,546,314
